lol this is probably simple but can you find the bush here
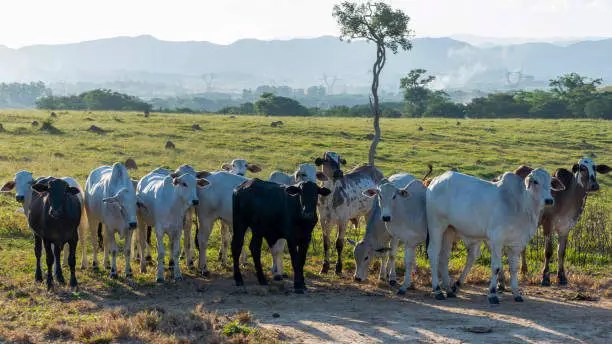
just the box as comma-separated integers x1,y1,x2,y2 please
36,89,152,112
584,95,612,119
254,93,309,116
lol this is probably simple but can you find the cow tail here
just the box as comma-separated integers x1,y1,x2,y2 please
425,230,430,259
146,226,152,245
97,223,103,249
422,164,433,183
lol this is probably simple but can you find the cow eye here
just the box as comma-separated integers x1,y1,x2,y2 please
182,182,187,187
364,256,369,261
392,194,396,200
533,180,539,185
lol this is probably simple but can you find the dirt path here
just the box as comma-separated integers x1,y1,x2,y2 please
100,274,612,343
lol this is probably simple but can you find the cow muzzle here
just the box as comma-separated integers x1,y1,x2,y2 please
192,199,199,206
129,222,138,229
333,170,343,180
15,195,24,203
49,209,63,218
545,199,554,206
382,215,391,222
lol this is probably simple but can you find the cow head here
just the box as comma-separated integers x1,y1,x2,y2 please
350,238,391,282
32,179,80,219
222,159,261,176
315,151,346,181
572,157,610,192
170,173,209,207
286,181,331,221
362,179,418,222
103,187,138,230
294,163,321,183
2,170,35,203
525,168,565,207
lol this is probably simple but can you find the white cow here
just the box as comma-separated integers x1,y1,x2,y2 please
361,173,428,293
315,151,383,274
221,159,262,176
268,163,326,279
135,167,208,282
426,169,565,304
84,163,138,278
1,171,89,268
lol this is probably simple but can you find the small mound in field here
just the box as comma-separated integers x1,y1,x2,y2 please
456,121,461,125
365,133,375,140
87,125,106,134
50,112,57,118
125,158,138,170
0,123,4,132
40,120,63,134
53,152,65,158
84,117,94,121
31,120,39,127
144,109,150,117
229,115,236,119
270,121,283,127
192,124,202,131
418,126,424,131
165,141,176,149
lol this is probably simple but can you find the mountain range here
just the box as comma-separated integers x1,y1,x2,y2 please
0,35,610,95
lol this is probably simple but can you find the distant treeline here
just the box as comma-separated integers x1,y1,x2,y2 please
0,82,50,108
36,89,152,111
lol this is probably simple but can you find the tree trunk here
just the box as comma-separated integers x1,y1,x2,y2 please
368,43,386,166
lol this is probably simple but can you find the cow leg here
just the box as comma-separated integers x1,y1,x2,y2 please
498,247,507,292
453,240,481,295
439,230,454,297
68,239,78,290
557,234,569,286
231,224,246,287
137,220,147,273
520,248,528,275
155,227,165,283
427,224,446,300
508,246,523,302
541,231,553,286
487,240,503,304
88,219,100,270
271,239,286,281
62,243,69,267
295,240,310,292
335,221,347,275
170,229,182,280
103,225,111,271
78,223,88,270
398,245,417,295
108,231,119,279
124,229,133,278
250,235,267,285
320,219,331,274
219,221,231,265
44,240,54,290
53,242,65,285
34,234,43,282
183,210,194,268
386,237,400,286
197,217,214,277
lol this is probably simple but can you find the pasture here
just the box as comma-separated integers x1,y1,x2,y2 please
0,110,610,343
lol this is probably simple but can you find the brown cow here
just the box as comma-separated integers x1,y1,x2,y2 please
500,158,609,286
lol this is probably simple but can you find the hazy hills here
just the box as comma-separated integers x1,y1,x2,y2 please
0,35,610,95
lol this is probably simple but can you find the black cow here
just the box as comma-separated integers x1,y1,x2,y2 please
28,178,82,290
232,179,330,293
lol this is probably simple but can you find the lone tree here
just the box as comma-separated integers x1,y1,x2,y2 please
400,68,436,117
333,1,412,165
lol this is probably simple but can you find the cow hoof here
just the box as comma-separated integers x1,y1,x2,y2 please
35,273,43,283
175,276,183,281
541,278,551,287
320,262,330,274
156,277,165,283
558,277,568,286
451,284,459,294
125,271,133,278
498,285,506,293
397,288,407,295
488,295,500,304
70,278,78,289
47,283,53,291
145,255,152,263
446,291,457,298
514,295,524,302
434,292,446,301
140,267,147,274
294,288,305,294
56,276,66,285
389,280,397,287
282,273,289,278
201,270,210,278
335,264,343,275
109,271,118,279
273,275,283,281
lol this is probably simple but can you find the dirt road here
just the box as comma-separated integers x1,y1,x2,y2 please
101,274,612,343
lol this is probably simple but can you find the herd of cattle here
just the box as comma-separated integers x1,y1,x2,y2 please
1,153,609,304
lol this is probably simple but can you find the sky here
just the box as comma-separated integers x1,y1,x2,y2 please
1,0,611,48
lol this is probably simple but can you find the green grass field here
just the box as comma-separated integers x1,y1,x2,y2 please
0,110,610,342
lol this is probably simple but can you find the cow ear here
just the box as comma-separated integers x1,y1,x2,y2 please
170,172,178,178
596,164,611,174
1,181,16,192
318,187,331,196
285,185,301,196
196,170,211,178
316,171,328,181
572,164,579,173
197,178,210,187
551,177,566,192
314,158,324,166
31,183,49,193
172,177,180,185
362,188,378,198
247,164,262,173
398,188,411,198
67,187,81,195
221,163,232,171
339,158,347,165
